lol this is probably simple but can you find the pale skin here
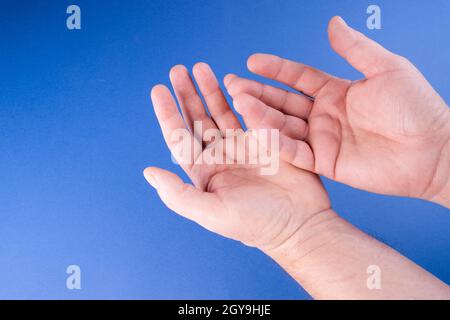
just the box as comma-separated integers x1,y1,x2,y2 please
144,16,450,299
225,16,450,208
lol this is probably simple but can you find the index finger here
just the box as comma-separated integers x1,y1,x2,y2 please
247,53,335,98
151,84,199,170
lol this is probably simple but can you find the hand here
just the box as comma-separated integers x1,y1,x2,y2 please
224,16,450,205
144,63,330,251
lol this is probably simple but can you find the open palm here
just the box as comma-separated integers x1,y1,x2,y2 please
145,63,330,250
225,16,450,200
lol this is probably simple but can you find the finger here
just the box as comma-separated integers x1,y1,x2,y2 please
233,93,308,140
192,63,242,134
150,85,198,169
144,167,224,232
328,16,408,78
279,134,315,172
247,53,335,97
169,65,217,137
224,74,313,119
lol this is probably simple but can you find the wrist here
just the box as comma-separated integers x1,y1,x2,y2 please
261,208,342,269
425,136,450,208
429,169,450,209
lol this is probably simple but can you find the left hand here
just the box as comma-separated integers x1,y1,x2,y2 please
145,63,331,251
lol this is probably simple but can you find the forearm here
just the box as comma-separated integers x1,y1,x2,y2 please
263,209,450,299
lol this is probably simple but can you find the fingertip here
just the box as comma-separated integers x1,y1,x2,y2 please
247,53,261,71
143,166,154,175
150,84,169,99
330,15,346,26
169,64,188,81
170,64,188,74
223,73,237,87
247,53,278,73
192,62,211,76
143,167,159,189
192,62,219,88
328,16,349,35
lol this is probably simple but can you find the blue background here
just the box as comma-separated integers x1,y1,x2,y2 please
0,0,449,299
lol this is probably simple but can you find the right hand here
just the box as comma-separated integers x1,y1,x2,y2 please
225,16,450,205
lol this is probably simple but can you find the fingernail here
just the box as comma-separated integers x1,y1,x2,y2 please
223,74,235,87
144,171,158,189
337,16,348,27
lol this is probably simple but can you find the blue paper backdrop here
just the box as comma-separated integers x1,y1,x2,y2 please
0,0,449,299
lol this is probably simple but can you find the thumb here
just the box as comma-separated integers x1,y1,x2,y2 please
328,16,408,78
143,167,224,231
